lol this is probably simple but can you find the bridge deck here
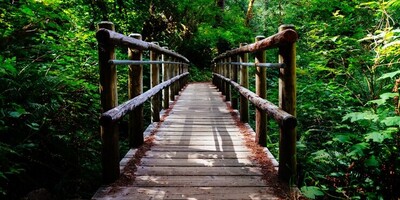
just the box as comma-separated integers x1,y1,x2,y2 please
93,83,286,199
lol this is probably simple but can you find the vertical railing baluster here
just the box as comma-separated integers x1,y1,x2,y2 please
128,33,144,148
278,24,297,183
255,36,267,147
170,58,176,101
225,57,231,102
219,59,225,95
151,42,160,122
97,21,119,184
239,43,249,123
231,55,239,110
162,48,170,109
174,59,181,95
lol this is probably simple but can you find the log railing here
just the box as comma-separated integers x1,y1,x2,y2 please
212,25,298,183
96,21,190,183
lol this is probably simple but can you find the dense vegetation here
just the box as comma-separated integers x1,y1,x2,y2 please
0,0,399,199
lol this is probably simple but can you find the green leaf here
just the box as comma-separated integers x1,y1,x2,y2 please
27,123,40,131
365,155,379,167
21,6,34,16
8,108,28,118
0,172,7,181
2,57,17,75
368,99,386,106
377,70,400,81
347,142,369,158
333,134,351,143
365,132,385,142
381,116,400,127
342,111,378,123
368,93,399,106
301,186,324,199
380,92,399,100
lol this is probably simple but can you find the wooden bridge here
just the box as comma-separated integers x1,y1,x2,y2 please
93,21,298,199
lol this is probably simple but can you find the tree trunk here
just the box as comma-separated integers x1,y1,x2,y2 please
216,0,225,9
245,0,256,26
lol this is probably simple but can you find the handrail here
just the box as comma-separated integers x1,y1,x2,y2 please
100,72,189,125
215,62,285,68
213,73,296,128
96,28,189,63
211,24,298,184
212,29,298,62
96,21,190,184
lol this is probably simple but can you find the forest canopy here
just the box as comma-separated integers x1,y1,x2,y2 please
1,0,399,199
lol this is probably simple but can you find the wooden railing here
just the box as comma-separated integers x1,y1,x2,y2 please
212,25,298,183
96,21,190,183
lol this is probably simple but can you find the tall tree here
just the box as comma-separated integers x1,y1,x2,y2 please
245,0,256,26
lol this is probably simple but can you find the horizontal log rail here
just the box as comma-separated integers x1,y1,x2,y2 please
215,62,285,68
100,72,189,125
213,73,296,128
109,60,190,66
96,28,189,63
96,21,190,184
212,24,298,184
212,28,298,62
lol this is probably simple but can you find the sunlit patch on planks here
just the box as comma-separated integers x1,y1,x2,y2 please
93,83,286,200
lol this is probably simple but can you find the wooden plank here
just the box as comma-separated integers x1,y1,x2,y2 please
93,82,285,199
155,131,242,137
133,175,267,187
140,158,257,167
160,121,236,125
139,151,252,159
153,140,244,146
163,117,234,121
135,166,263,176
93,187,281,200
150,145,250,152
153,135,244,141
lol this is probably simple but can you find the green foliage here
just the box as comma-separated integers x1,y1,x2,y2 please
1,0,399,199
189,65,212,82
0,0,101,198
301,186,324,199
245,0,400,199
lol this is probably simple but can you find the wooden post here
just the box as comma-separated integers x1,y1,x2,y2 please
219,60,223,92
128,33,144,148
225,57,231,102
212,62,217,86
179,62,184,90
231,55,239,110
278,24,297,183
216,60,221,90
162,48,170,109
220,60,224,92
97,21,119,183
174,59,180,96
151,42,160,122
170,58,176,101
239,43,249,123
255,35,267,147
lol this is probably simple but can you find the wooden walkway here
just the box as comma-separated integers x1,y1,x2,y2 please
93,83,284,199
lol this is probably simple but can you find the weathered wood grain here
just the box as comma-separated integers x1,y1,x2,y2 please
93,83,284,199
93,187,281,200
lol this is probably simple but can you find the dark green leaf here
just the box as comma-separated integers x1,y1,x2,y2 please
301,186,324,199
